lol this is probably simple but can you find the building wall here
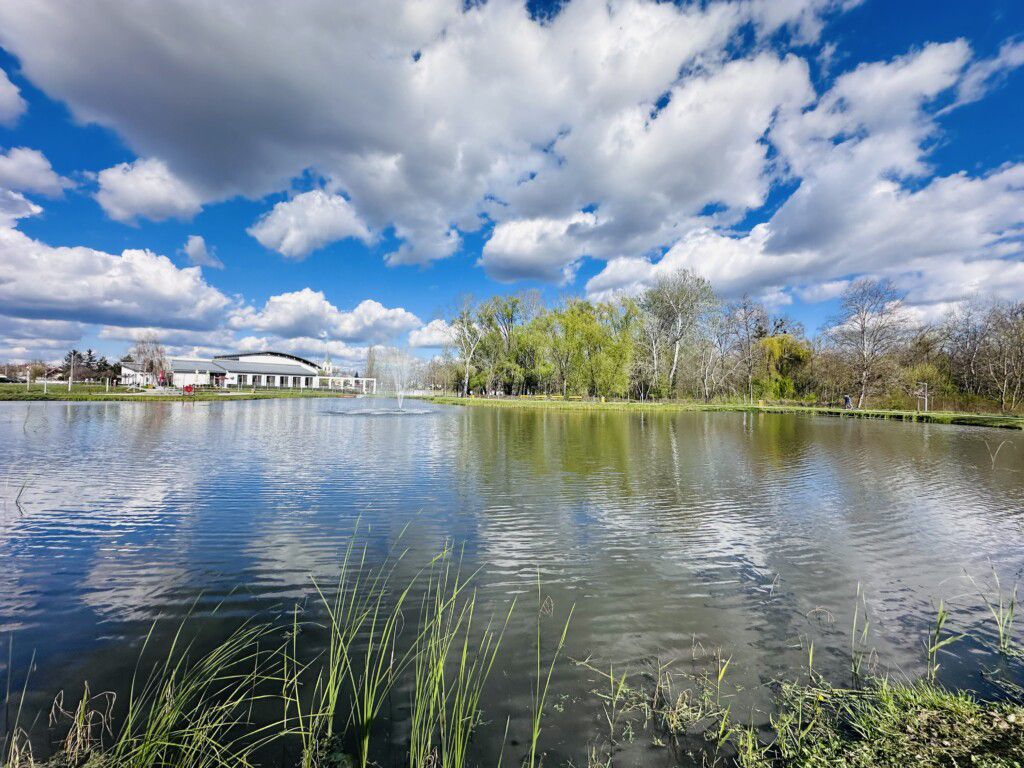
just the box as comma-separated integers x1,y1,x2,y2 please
228,373,318,388
121,367,156,386
171,371,211,387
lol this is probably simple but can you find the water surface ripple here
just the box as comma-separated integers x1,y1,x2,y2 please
1,399,1022,763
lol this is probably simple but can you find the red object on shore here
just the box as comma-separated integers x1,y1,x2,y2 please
183,385,194,395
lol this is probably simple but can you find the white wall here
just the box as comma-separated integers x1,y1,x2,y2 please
171,371,211,388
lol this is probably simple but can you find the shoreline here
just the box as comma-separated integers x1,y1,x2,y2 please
0,387,362,403
3,388,1021,430
425,395,1024,430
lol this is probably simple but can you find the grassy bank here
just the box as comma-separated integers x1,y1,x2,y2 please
0,384,363,403
4,541,1024,767
426,395,1024,430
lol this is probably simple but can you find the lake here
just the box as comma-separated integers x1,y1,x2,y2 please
1,398,1023,765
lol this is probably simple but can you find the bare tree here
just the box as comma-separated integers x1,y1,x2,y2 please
692,305,744,402
448,296,484,397
941,300,988,396
130,337,168,383
644,268,716,394
633,305,665,398
826,279,907,408
727,295,768,403
980,302,1024,412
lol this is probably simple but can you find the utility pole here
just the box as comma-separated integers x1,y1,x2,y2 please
68,356,74,392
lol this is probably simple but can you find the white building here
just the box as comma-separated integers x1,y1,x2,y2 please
212,352,320,388
122,351,376,392
120,361,158,387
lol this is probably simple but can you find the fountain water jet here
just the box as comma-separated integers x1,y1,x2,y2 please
377,346,418,410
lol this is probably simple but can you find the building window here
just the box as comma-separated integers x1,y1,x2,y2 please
304,376,312,387
253,375,262,386
238,374,247,386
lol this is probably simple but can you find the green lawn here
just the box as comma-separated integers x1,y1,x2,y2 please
425,395,1024,430
0,383,364,402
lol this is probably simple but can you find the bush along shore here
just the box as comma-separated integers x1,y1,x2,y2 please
3,542,1024,768
426,395,1024,431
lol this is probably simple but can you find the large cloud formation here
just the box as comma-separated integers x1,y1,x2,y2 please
0,0,858,263
586,41,1024,311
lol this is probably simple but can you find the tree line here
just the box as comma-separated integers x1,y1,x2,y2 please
422,271,1024,413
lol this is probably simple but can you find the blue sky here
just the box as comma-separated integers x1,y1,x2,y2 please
0,0,1022,366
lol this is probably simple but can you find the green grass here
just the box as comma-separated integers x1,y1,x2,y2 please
0,384,366,403
737,679,1024,767
425,395,1024,430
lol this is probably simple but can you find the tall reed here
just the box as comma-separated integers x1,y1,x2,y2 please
973,571,1018,656
527,573,573,768
925,600,962,683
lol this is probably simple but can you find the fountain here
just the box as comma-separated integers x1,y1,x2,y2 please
377,346,418,410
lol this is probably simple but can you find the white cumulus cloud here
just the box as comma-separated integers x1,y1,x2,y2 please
234,335,367,370
0,189,41,226
95,157,203,223
0,67,25,126
0,1,1022,313
0,224,232,330
181,234,224,269
231,289,420,343
408,318,453,348
248,190,372,259
0,147,70,196
481,212,598,283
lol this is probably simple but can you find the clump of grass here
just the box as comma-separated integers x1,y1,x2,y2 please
436,589,511,768
738,678,1024,767
283,536,410,768
105,618,276,768
284,542,515,768
48,683,113,764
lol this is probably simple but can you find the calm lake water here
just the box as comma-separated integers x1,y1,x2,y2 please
2,398,1023,764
